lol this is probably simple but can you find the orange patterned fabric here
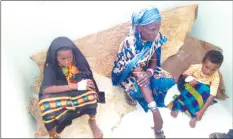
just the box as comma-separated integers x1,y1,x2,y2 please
184,64,220,96
61,64,80,84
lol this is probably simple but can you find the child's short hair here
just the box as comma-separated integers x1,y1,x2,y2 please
202,50,224,66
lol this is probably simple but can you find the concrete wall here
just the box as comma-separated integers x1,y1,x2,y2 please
189,1,232,116
2,1,232,137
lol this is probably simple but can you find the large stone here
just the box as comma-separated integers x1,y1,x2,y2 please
29,35,228,137
30,4,198,78
28,4,226,138
162,35,228,100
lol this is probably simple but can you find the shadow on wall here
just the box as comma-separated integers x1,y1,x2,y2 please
1,1,232,138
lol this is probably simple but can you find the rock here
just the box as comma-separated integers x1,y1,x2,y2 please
162,35,228,100
30,4,198,78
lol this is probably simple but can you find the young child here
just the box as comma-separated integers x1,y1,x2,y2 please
167,50,224,128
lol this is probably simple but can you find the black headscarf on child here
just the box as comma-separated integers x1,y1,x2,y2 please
39,37,100,96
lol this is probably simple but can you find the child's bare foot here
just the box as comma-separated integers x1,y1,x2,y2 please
48,128,61,139
170,111,179,118
49,134,61,139
189,117,197,128
55,135,61,139
125,93,137,106
88,119,103,138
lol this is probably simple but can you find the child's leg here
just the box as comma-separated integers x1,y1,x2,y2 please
88,115,103,138
167,99,180,119
170,110,179,118
189,117,198,128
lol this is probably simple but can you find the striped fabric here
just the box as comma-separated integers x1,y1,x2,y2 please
39,91,97,124
184,64,220,96
167,75,217,118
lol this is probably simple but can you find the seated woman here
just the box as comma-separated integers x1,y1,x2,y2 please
168,50,224,128
39,37,104,138
111,7,176,138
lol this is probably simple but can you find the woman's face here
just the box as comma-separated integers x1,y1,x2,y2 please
57,49,73,67
138,20,161,41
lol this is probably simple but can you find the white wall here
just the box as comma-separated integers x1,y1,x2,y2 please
1,1,232,137
189,1,233,116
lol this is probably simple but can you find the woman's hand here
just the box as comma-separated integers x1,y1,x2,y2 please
137,71,153,87
86,79,95,90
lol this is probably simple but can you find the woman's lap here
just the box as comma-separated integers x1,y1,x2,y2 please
125,75,176,112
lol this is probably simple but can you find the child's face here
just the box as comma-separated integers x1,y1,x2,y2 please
202,60,220,76
57,49,73,67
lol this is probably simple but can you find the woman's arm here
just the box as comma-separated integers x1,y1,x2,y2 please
148,52,158,71
135,52,157,86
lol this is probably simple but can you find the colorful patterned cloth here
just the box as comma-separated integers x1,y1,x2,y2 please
39,37,100,133
39,90,98,132
167,75,217,117
39,64,98,132
184,64,220,96
60,64,80,84
111,32,176,112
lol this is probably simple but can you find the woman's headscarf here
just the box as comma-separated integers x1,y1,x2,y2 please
130,7,162,51
131,7,161,26
112,7,164,85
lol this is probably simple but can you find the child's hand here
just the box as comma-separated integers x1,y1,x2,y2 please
86,79,96,90
183,74,189,79
195,111,203,120
189,79,198,86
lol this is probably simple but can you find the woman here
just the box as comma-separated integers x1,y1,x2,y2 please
39,37,104,138
111,7,176,138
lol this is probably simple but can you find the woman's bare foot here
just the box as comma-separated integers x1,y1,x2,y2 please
154,129,166,138
151,127,165,138
125,93,137,106
170,111,179,118
189,117,197,128
88,119,103,138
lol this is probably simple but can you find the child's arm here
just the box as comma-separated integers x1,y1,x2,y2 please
183,64,199,78
196,72,220,120
196,95,215,120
